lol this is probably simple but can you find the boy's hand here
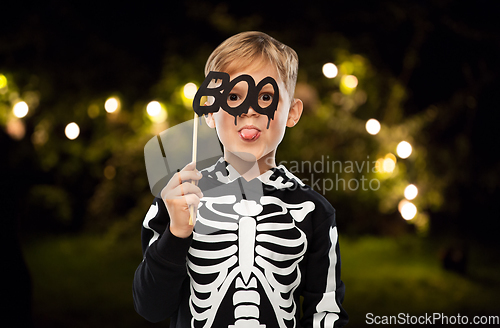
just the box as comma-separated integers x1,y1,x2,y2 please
160,162,203,238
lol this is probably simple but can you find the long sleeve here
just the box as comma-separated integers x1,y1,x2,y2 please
132,197,193,323
301,210,348,328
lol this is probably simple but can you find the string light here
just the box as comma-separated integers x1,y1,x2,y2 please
4,74,426,229
397,141,412,159
65,122,80,140
365,119,381,135
0,74,7,89
105,97,120,113
343,75,358,88
322,63,338,78
4,76,427,228
146,101,168,123
404,184,418,200
382,153,397,173
399,199,417,220
6,119,25,140
183,83,198,100
147,101,162,117
13,101,29,118
340,75,358,94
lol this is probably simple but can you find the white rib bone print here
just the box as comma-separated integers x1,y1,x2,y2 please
187,193,315,328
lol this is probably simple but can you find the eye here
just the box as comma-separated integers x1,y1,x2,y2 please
259,93,273,102
228,93,240,102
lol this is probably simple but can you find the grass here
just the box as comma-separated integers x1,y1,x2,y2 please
23,233,169,328
340,236,500,327
22,233,500,327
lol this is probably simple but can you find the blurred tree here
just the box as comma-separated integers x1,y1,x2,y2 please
1,0,498,245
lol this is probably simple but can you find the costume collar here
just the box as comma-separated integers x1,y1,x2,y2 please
202,157,304,190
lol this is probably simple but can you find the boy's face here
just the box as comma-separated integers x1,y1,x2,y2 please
205,63,303,166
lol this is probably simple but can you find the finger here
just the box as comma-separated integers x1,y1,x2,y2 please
177,170,203,184
165,169,202,192
180,162,202,179
183,193,201,209
181,162,203,178
180,161,196,172
173,182,203,199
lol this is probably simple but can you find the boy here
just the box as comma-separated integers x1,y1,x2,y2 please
133,31,348,328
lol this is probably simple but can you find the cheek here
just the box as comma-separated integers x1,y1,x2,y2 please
269,105,289,136
274,104,290,126
213,112,235,143
268,116,286,139
213,111,233,127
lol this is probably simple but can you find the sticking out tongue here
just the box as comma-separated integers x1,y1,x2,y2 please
240,128,260,140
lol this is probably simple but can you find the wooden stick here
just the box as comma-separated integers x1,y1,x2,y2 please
188,112,199,225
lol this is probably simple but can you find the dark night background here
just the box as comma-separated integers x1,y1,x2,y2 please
2,1,499,327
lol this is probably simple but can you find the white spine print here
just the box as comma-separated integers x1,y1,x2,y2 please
187,194,315,328
229,208,265,328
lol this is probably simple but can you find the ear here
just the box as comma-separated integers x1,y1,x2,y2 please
286,98,303,127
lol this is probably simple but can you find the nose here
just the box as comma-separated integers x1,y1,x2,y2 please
241,105,259,117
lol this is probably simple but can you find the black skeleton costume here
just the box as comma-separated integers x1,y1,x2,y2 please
133,157,348,328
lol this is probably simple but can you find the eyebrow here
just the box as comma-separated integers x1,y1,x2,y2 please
228,83,249,94
259,84,275,93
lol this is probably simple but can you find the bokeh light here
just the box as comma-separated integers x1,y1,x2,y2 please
183,83,198,100
397,141,412,159
65,122,80,140
399,200,417,220
398,199,408,213
0,74,7,89
32,128,48,146
147,101,168,123
340,75,358,94
147,101,162,117
104,165,116,180
365,119,381,135
343,75,358,88
105,97,120,113
404,184,418,200
382,153,397,173
6,119,25,140
322,63,338,78
13,101,29,118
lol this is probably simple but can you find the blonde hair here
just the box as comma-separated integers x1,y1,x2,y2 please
205,31,299,101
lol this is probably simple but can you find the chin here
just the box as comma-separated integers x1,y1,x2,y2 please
231,151,259,162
